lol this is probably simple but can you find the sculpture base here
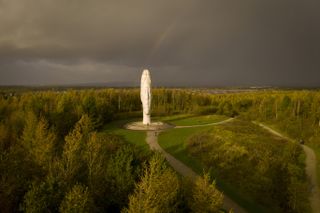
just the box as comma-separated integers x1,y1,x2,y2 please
143,115,151,125
124,121,174,131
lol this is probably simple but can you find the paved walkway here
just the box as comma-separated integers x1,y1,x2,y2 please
146,120,247,213
255,122,320,213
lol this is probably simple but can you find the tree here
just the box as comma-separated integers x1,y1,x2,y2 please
0,123,8,151
22,176,64,213
59,184,94,213
82,95,98,122
0,145,40,213
124,154,180,213
20,113,56,170
61,114,94,183
84,132,102,187
20,111,38,151
105,146,137,209
31,117,56,169
189,173,223,213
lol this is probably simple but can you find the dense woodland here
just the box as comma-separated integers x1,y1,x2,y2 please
0,88,320,212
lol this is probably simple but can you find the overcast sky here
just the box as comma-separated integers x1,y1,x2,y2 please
0,0,319,87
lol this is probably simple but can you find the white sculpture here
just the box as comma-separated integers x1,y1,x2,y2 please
125,69,172,131
141,69,152,125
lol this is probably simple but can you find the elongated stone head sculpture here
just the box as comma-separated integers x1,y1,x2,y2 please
141,69,152,125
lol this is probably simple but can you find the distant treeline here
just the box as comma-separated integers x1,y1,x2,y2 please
1,88,320,145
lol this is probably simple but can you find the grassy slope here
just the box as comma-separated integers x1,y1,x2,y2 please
159,125,267,213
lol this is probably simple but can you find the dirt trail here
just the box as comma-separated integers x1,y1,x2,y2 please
146,130,247,213
174,117,235,128
256,122,320,213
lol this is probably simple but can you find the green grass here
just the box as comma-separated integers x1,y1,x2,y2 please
101,114,228,153
159,126,213,174
156,114,228,126
154,114,192,122
102,119,148,152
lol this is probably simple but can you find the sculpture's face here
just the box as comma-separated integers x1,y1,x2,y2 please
141,69,151,85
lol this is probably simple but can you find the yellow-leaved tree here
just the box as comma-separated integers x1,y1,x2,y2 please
189,174,224,213
123,153,180,213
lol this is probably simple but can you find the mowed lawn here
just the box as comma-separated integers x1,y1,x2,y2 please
101,114,228,158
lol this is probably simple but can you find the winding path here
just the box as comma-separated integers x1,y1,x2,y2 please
174,117,235,128
255,122,320,213
145,118,247,213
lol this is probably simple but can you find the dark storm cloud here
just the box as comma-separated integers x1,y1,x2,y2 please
0,0,319,86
